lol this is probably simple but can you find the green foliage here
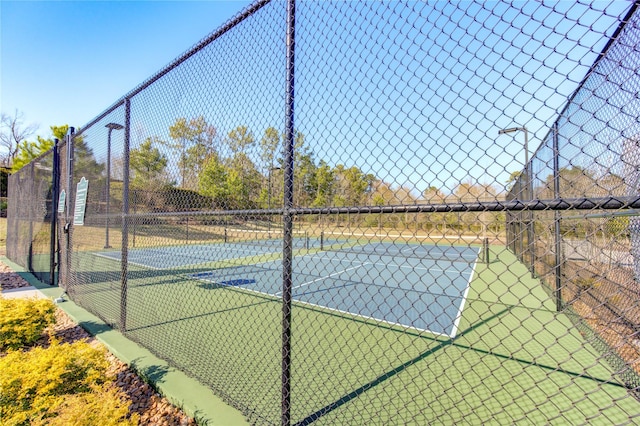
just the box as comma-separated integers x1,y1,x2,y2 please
11,125,72,172
0,298,56,351
199,152,229,205
226,125,254,154
73,138,104,180
260,126,281,168
169,116,217,190
30,386,137,426
11,137,54,172
605,216,630,236
0,339,111,425
130,137,168,189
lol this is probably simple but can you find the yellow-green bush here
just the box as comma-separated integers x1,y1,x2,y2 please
0,298,56,351
31,386,138,426
0,339,112,425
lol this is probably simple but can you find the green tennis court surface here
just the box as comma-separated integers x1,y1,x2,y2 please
68,244,639,424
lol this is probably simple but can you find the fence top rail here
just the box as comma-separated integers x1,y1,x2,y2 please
115,196,640,218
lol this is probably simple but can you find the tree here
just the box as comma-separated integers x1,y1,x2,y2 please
168,116,216,190
226,125,254,155
453,181,499,234
310,161,333,208
130,137,168,189
11,125,69,172
199,153,229,208
129,137,169,211
505,170,522,192
11,137,54,172
226,152,262,209
258,127,282,208
0,110,38,167
332,164,373,207
260,127,281,170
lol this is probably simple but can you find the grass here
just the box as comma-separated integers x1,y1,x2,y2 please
0,217,7,256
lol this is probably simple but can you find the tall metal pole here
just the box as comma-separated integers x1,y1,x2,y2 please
553,123,562,311
523,127,536,278
282,1,295,424
120,100,131,332
65,127,75,292
105,123,123,248
268,167,272,238
498,126,534,276
49,139,59,286
106,128,113,248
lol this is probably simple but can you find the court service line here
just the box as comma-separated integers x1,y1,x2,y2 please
302,253,471,277
275,262,372,296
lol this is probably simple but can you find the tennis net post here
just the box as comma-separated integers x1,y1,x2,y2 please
482,237,490,264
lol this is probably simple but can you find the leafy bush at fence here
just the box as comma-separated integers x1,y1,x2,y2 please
29,386,137,426
0,298,56,351
0,339,136,425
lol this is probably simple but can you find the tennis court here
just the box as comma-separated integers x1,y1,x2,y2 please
73,240,639,425
96,239,480,337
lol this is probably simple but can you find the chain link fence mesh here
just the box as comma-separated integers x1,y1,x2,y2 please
7,149,56,284
7,0,640,424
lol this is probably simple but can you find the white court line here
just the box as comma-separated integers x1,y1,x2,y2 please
448,256,479,338
291,298,452,339
94,252,161,270
300,247,480,338
94,243,279,271
301,253,471,277
274,262,371,296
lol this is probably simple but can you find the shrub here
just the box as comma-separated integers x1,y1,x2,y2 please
0,298,56,351
575,276,596,291
31,386,138,426
0,339,111,425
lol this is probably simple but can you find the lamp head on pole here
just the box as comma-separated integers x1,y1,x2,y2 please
105,123,124,131
498,127,525,135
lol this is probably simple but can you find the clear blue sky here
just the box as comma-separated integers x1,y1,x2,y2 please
0,0,633,195
0,0,252,138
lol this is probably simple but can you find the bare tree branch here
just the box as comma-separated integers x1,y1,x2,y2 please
0,110,39,167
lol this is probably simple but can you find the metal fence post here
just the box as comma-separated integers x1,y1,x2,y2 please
282,0,296,424
553,123,562,311
121,98,131,332
28,163,34,273
65,127,75,291
49,139,59,286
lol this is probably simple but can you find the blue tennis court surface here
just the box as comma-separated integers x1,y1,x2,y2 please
97,242,296,269
96,235,331,269
96,241,479,337
192,248,478,338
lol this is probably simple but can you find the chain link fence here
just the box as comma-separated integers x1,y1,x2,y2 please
7,148,57,284
7,1,640,424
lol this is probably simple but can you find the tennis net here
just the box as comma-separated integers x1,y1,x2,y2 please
318,231,490,264
224,228,313,250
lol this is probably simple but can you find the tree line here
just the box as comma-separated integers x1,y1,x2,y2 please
20,112,625,236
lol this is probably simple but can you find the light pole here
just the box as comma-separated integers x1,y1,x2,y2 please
105,123,124,248
499,126,535,276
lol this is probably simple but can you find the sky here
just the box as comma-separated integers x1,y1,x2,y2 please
0,0,634,197
0,0,253,139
